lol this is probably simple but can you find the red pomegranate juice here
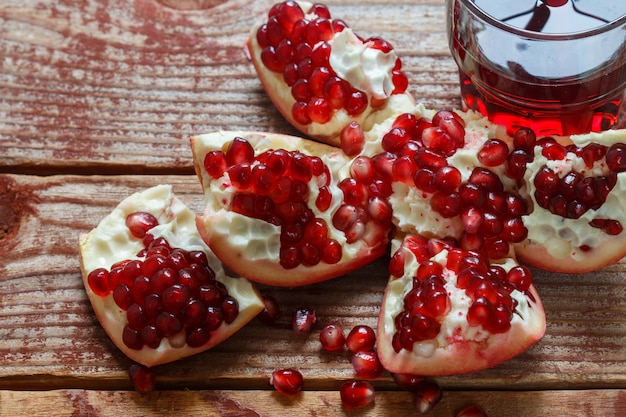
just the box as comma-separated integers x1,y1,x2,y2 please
449,0,626,136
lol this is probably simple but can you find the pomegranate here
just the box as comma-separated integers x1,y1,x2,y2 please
377,234,546,375
246,0,415,147
78,185,264,367
515,129,626,273
190,130,392,286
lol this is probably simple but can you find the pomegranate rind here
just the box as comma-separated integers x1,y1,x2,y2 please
78,185,264,367
377,236,546,376
190,130,390,287
246,1,416,147
515,129,626,273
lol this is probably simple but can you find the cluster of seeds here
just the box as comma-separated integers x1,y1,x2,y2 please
87,212,239,350
255,1,408,125
381,111,530,259
389,235,533,352
531,140,626,235
204,137,344,269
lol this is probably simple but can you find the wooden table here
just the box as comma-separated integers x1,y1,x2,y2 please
1,0,625,415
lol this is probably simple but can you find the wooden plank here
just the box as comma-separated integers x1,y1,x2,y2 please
0,389,625,417
1,174,625,392
0,0,459,172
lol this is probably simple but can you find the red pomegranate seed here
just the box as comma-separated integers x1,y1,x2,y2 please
590,218,623,235
392,373,425,392
345,325,376,353
307,96,333,123
129,364,156,394
346,91,368,115
270,368,304,396
351,350,384,379
513,127,536,151
125,212,159,239
319,323,345,351
413,379,442,413
340,121,365,156
292,307,316,337
478,138,509,167
257,293,280,325
457,405,488,417
506,265,532,292
340,380,375,409
606,144,626,172
87,268,110,296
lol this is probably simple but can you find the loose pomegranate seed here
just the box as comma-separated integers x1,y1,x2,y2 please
345,325,376,353
319,323,345,351
257,292,281,325
351,350,384,379
340,380,375,409
292,307,317,337
413,379,442,414
392,373,425,391
457,405,488,417
270,368,304,396
128,364,156,394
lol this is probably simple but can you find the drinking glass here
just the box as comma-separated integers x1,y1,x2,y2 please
446,0,626,136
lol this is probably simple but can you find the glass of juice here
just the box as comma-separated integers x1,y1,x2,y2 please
446,0,626,136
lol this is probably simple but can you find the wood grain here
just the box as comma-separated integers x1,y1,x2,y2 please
1,389,625,417
1,0,625,415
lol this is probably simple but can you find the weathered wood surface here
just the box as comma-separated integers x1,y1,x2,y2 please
1,0,625,416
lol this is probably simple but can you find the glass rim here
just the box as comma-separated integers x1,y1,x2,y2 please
456,0,626,40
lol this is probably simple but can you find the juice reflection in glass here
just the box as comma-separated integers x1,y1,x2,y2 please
447,0,626,136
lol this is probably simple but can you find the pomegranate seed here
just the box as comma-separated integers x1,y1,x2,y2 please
87,268,110,296
478,138,509,167
512,127,536,151
340,380,375,409
257,293,281,325
457,405,488,417
606,144,626,172
270,368,304,396
319,323,345,351
413,379,442,413
340,121,365,156
292,307,316,336
345,325,376,353
392,373,425,391
128,364,156,394
125,212,159,239
351,350,384,379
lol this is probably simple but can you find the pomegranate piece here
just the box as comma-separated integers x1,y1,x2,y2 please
247,0,415,146
517,133,626,273
378,234,546,376
339,380,375,409
79,185,264,367
319,323,345,351
191,131,392,287
270,368,304,396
